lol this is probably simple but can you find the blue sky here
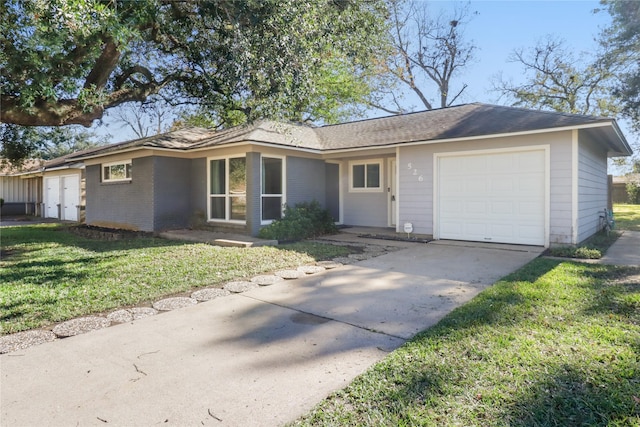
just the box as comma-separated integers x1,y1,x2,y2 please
394,0,611,108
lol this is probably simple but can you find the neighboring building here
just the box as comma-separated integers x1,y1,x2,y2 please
66,103,631,247
0,160,43,216
612,174,640,204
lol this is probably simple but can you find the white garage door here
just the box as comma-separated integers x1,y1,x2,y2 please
437,150,546,246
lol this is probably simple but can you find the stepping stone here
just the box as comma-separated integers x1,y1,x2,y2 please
297,265,326,275
107,307,159,323
191,288,231,301
129,307,158,319
275,269,306,279
316,260,342,269
251,275,284,286
224,281,258,293
107,309,133,323
0,330,57,354
53,316,111,338
152,297,197,311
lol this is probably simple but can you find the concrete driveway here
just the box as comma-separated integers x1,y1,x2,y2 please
1,241,542,426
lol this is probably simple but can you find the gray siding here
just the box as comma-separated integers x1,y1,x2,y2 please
548,137,573,244
341,157,391,227
190,158,208,223
397,131,574,245
85,157,154,231
246,152,261,236
325,163,340,222
153,157,191,231
286,156,326,207
577,131,608,243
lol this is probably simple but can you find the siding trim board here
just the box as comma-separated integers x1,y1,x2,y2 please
572,130,579,244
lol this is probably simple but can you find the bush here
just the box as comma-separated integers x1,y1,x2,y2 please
626,181,640,204
258,201,338,242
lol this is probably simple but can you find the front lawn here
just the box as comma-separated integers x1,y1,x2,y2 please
293,258,640,426
614,203,640,232
0,224,351,335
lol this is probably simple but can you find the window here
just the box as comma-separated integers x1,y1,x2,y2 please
209,157,246,221
102,161,132,182
349,160,382,192
262,157,284,222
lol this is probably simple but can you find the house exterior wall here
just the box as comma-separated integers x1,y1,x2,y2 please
576,130,609,243
286,156,326,208
86,157,154,231
246,152,262,236
397,131,575,244
340,155,393,227
153,157,192,231
190,158,208,225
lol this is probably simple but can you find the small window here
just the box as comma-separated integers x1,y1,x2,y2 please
349,160,382,192
102,161,132,182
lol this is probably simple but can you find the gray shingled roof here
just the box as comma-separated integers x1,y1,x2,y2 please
315,103,614,150
70,103,629,160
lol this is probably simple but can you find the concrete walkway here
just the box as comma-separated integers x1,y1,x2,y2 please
0,241,542,426
598,230,640,266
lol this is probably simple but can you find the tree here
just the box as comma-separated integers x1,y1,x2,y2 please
1,0,389,128
0,124,109,164
377,0,477,113
598,0,640,130
493,37,621,117
109,99,175,139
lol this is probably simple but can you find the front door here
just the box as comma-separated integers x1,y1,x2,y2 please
389,158,396,227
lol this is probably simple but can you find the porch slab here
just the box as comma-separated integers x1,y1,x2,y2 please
158,229,278,247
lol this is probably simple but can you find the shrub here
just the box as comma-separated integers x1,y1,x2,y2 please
258,201,338,242
626,181,640,204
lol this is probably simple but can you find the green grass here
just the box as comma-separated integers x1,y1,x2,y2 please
547,230,620,259
614,203,640,232
0,224,351,335
293,259,640,426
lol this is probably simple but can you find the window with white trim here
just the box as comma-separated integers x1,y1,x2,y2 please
261,156,284,222
102,161,132,182
349,160,382,192
209,157,246,221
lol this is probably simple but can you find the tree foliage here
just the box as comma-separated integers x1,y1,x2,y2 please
1,0,389,129
494,37,621,117
377,0,476,113
598,0,640,130
0,124,109,164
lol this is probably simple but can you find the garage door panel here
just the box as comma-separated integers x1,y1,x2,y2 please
438,150,545,246
466,200,487,215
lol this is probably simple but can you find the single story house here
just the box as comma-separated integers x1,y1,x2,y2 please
69,103,632,247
